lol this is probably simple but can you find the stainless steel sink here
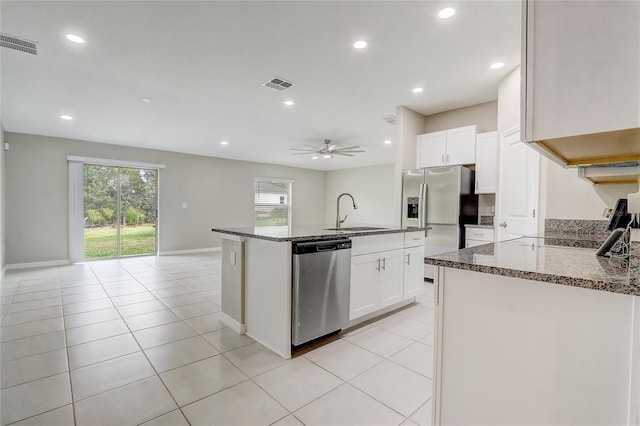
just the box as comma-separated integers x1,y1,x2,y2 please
324,226,389,231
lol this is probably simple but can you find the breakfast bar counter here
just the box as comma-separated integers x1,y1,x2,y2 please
426,232,640,425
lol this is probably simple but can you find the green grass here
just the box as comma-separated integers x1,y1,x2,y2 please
84,225,156,258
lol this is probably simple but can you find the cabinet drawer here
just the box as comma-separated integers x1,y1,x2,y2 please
351,233,404,256
465,228,494,241
404,231,424,248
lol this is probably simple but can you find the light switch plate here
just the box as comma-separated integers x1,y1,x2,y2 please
182,202,187,209
231,251,236,265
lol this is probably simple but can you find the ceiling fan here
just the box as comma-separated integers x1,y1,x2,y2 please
291,139,366,158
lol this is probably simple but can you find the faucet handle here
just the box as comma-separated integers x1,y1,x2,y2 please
340,214,348,224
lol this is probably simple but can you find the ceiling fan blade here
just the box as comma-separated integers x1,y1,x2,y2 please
338,145,362,151
292,152,316,155
290,148,318,152
333,152,355,157
305,144,321,150
335,149,366,153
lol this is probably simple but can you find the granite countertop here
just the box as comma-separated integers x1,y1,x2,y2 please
464,224,494,230
425,236,638,295
211,224,423,242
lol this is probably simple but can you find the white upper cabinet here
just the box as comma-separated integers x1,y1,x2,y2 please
417,131,446,168
417,125,477,168
475,131,498,194
522,0,640,149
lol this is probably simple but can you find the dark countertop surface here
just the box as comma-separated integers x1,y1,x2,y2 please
425,234,638,296
212,224,424,242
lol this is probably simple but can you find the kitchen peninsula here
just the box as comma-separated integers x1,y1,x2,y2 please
211,225,425,358
426,230,640,425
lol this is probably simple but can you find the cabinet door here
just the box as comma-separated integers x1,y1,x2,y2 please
523,0,639,142
403,246,425,299
445,125,476,165
379,249,404,309
349,253,380,320
417,132,446,168
475,132,498,194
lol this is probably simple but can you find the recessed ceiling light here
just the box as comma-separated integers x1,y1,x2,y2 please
66,34,84,44
438,7,456,19
220,141,229,145
322,154,332,159
311,156,318,160
490,62,505,69
60,115,73,120
141,97,152,103
412,87,424,94
284,100,294,106
384,140,392,145
353,40,367,49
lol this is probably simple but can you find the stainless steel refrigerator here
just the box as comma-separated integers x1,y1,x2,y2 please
401,166,478,279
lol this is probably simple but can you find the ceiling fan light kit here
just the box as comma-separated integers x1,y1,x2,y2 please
291,139,366,159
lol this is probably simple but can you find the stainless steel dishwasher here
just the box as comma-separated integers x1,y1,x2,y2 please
292,238,352,347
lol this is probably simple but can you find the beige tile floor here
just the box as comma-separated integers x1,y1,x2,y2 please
0,253,435,426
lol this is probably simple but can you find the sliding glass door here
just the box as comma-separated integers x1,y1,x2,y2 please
83,164,157,259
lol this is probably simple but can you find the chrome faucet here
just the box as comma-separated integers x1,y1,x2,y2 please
336,193,358,229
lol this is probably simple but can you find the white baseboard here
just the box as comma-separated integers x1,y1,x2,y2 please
220,312,246,334
5,259,71,270
157,247,221,256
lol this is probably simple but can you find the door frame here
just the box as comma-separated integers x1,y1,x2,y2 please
68,156,165,263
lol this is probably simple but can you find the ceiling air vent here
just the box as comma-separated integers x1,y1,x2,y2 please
383,115,397,125
262,77,294,92
0,33,38,55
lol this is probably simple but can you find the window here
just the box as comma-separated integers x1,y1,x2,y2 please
254,178,292,228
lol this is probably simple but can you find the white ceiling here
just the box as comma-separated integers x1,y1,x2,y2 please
1,1,521,171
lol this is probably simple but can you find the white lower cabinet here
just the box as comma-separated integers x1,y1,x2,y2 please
350,252,383,320
403,245,425,299
378,249,404,308
349,249,403,320
349,233,425,321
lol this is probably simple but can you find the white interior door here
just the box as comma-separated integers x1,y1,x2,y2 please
496,129,540,241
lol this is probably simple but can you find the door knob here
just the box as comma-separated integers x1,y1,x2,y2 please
499,222,507,228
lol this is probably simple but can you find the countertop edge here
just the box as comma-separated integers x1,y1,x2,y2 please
211,227,423,242
426,257,637,295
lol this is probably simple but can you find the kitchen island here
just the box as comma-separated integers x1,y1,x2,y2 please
211,225,425,358
426,232,640,425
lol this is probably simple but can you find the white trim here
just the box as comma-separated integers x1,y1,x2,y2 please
157,247,221,256
1,265,6,277
68,161,85,263
254,176,293,184
501,126,520,138
67,155,166,170
6,259,70,270
220,312,246,334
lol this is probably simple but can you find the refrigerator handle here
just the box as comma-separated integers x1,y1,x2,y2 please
421,183,428,236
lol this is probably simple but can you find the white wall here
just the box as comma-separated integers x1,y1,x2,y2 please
325,164,395,226
544,161,638,220
0,125,5,271
4,132,326,265
425,101,497,133
497,67,520,133
394,106,427,225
